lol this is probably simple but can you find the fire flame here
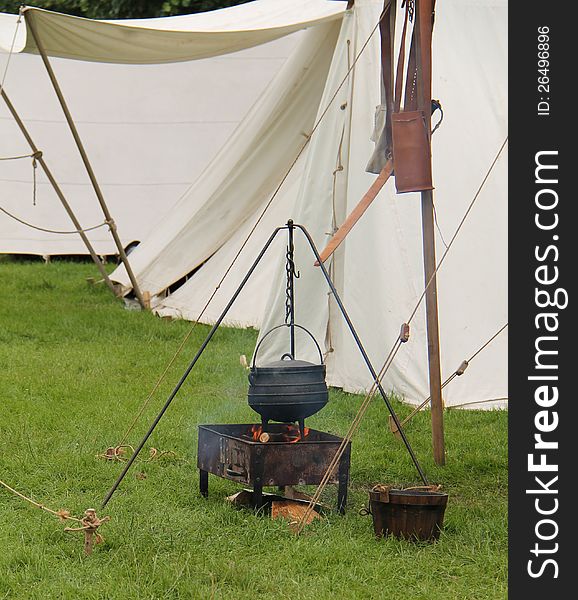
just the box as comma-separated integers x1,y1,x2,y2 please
250,425,262,441
250,424,310,443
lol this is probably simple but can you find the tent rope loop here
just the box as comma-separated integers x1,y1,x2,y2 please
32,155,38,205
0,477,109,555
96,445,177,463
0,151,42,206
64,509,111,555
0,480,110,554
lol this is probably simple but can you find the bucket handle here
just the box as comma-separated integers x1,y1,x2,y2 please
252,323,324,368
403,485,442,493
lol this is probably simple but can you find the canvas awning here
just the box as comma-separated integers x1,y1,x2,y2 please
0,0,346,64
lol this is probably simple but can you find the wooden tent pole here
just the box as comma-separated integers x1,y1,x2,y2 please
421,188,445,465
1,88,118,297
415,0,445,465
23,9,146,310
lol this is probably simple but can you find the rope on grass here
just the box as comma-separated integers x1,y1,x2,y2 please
96,445,176,462
0,477,81,523
106,3,391,454
0,477,110,555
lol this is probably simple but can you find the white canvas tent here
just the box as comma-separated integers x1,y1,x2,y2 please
0,0,507,409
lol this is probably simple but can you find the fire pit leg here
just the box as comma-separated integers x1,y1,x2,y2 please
252,481,264,510
252,448,265,510
337,444,351,514
199,469,209,498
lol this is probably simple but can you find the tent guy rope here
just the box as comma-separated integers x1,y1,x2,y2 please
405,135,508,325
389,323,508,434
0,10,20,94
295,326,408,535
0,204,109,235
0,152,36,161
450,397,508,409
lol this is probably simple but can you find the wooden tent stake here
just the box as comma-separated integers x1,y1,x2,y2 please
1,88,118,298
23,9,146,310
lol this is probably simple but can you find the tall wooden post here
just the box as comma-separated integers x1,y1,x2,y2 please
415,0,445,464
23,9,146,310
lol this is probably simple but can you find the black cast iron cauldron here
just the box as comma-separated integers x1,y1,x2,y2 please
248,324,328,433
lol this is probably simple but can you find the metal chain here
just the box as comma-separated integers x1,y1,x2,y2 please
284,242,300,325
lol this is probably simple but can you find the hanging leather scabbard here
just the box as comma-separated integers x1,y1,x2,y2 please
391,0,434,194
391,109,432,192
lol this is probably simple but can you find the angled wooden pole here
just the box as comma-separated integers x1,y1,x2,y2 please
23,9,146,309
415,0,445,465
1,88,118,297
316,159,393,264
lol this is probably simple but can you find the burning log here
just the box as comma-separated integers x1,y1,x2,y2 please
246,424,310,443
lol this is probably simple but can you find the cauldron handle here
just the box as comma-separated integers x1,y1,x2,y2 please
252,323,324,368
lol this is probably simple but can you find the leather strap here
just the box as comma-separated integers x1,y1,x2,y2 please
414,0,435,131
379,0,396,153
403,31,418,111
394,1,411,113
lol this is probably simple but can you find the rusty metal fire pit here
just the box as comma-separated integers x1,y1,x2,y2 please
197,424,351,512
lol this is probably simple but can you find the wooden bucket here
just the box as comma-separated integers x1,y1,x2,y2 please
368,486,448,542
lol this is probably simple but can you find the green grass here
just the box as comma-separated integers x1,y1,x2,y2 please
0,258,507,599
